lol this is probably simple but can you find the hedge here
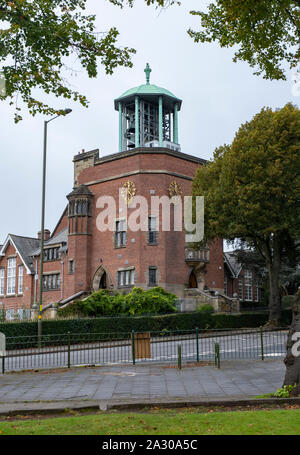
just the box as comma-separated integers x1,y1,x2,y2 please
0,309,292,339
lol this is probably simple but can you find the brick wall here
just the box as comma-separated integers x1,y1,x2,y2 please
0,243,34,310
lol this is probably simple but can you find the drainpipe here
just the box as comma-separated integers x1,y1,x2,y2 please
61,260,64,300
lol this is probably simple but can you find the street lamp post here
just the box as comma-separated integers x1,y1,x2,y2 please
37,109,72,343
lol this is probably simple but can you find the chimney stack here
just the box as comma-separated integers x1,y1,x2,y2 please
38,229,51,241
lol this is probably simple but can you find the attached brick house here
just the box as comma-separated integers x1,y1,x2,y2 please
224,252,265,308
0,65,264,317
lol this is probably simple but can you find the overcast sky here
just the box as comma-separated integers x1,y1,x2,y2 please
0,0,298,243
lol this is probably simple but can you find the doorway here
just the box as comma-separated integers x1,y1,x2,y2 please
92,266,110,292
99,271,107,289
188,270,198,288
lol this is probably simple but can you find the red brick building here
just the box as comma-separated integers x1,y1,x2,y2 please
224,252,265,308
0,65,262,317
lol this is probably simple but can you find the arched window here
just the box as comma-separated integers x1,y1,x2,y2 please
69,201,75,216
81,200,87,215
77,200,82,215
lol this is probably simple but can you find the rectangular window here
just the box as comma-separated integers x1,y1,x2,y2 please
115,220,127,248
224,275,228,296
118,269,134,287
43,273,60,291
7,258,16,295
0,268,4,295
18,265,24,294
118,270,124,287
148,216,157,245
254,281,259,302
149,267,157,287
44,247,60,262
69,260,74,274
238,277,243,300
244,270,253,301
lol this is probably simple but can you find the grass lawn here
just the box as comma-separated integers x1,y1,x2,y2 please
0,407,300,435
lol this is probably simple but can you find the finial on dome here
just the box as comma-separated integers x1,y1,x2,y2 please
144,63,152,85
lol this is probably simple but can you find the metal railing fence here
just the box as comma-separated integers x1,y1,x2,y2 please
1,327,288,373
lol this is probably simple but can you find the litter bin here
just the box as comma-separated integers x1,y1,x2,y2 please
132,332,151,359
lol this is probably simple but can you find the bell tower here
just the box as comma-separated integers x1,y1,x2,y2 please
114,64,182,153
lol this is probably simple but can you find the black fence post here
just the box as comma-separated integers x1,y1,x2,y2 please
132,330,136,365
67,332,71,368
178,344,182,370
215,342,220,369
1,356,4,374
196,327,199,363
260,326,264,361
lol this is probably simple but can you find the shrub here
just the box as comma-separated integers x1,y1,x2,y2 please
197,304,214,314
57,286,177,318
273,384,297,398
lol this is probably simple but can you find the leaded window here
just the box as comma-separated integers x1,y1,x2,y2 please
115,220,127,248
7,258,16,295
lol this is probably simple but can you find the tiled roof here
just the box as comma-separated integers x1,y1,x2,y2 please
31,228,68,256
67,184,93,198
9,235,40,274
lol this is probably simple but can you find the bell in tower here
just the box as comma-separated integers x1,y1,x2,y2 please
114,64,182,153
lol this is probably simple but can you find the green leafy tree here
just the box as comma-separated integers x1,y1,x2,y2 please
232,239,300,297
192,103,300,326
188,0,300,81
0,0,177,121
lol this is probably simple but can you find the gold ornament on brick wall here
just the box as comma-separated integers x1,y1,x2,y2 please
121,180,137,204
168,180,182,204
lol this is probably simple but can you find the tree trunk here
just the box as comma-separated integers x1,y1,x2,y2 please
267,263,282,326
262,237,282,327
283,293,300,395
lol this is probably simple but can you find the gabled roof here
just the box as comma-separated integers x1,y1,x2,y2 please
51,205,68,238
31,228,68,256
224,252,243,278
0,234,40,274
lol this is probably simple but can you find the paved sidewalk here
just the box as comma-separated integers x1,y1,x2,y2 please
0,359,285,414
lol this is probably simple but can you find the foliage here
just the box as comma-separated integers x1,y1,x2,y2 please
273,384,297,398
188,0,300,81
192,103,300,324
57,287,177,318
197,304,214,314
0,310,292,342
0,304,5,322
0,0,178,121
282,295,296,309
0,0,137,121
279,240,300,294
232,239,300,296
